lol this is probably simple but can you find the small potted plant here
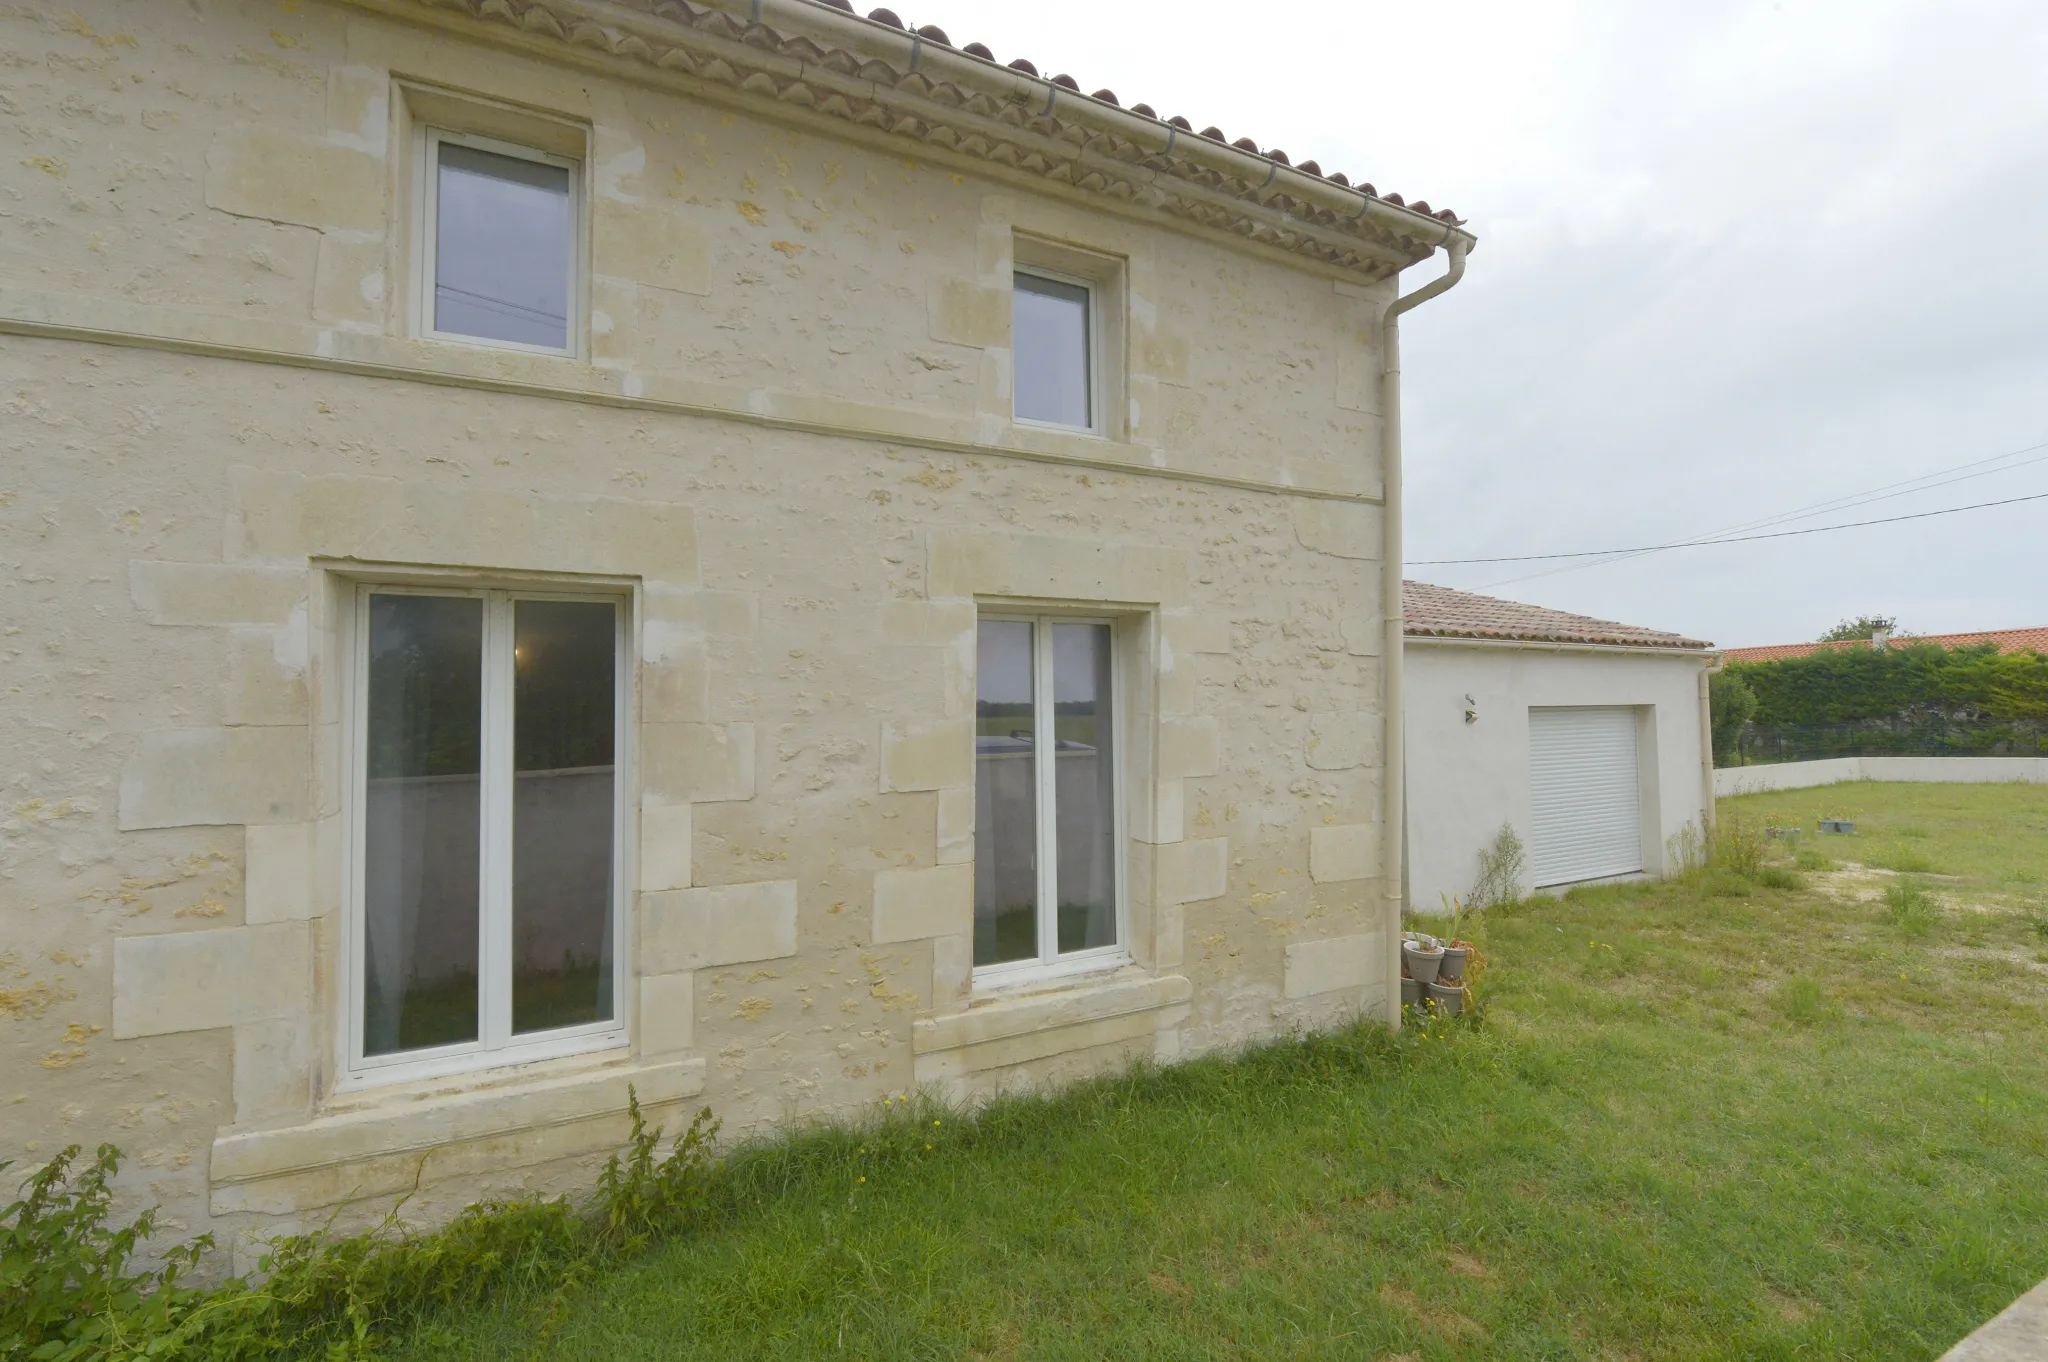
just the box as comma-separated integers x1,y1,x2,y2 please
1424,978,1465,1016
1402,934,1445,985
1435,895,1471,984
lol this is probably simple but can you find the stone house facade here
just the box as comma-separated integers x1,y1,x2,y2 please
0,0,1472,1252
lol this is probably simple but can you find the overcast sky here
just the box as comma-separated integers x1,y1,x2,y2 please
927,0,2048,647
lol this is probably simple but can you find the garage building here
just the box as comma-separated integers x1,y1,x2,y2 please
1403,582,1719,910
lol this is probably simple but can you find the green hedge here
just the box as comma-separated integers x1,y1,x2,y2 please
1729,643,2048,725
1730,719,2048,765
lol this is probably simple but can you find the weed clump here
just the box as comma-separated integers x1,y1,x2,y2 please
1755,866,1803,891
1885,879,1940,936
1666,821,1707,876
0,1090,717,1360
1703,869,1754,898
1771,976,1831,1025
1469,824,1527,910
1710,815,1767,881
0,1143,207,1361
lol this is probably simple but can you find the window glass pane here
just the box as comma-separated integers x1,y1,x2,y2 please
1053,623,1116,953
512,600,617,1035
1013,273,1091,428
435,141,572,349
975,620,1038,965
363,594,483,1056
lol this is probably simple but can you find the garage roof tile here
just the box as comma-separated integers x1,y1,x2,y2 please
1403,581,1712,651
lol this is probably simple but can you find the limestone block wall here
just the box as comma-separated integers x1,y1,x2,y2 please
0,0,1406,1257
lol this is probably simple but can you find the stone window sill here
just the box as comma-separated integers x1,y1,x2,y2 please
911,969,1191,1083
208,1052,705,1217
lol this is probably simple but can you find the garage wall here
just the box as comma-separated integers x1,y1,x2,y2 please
1404,642,1712,911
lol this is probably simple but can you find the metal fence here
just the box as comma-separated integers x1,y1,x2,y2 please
1726,719,2048,766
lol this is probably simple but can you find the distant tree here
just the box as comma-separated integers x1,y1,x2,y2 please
1709,670,1759,764
1818,614,1899,644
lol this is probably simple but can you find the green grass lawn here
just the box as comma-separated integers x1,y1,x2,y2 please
1725,778,2048,888
393,783,2048,1360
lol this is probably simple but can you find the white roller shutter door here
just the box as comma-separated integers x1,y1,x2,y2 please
1528,707,1643,887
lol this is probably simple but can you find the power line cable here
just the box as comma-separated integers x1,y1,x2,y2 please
1649,438,2048,542
1457,433,2048,591
433,282,568,324
1410,488,2048,565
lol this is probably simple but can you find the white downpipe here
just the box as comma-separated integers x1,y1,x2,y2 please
1699,653,1724,839
1380,238,1468,1028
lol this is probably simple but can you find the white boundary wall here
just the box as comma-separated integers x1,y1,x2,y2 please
1717,757,2048,796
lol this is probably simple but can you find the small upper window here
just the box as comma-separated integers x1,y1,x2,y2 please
421,131,577,354
1013,271,1093,430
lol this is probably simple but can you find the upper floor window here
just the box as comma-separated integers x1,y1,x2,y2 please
351,586,625,1080
974,616,1122,980
419,130,578,355
1013,270,1094,431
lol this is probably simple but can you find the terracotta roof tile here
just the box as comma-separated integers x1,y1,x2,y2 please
1403,580,1712,651
447,1,1472,274
816,1,1461,224
1725,626,2048,664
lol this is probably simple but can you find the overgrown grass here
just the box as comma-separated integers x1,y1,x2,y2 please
1723,780,2048,890
17,785,2048,1359
374,791,2048,1360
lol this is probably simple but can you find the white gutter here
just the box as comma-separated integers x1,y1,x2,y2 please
1699,651,1724,836
1403,635,1715,660
1379,236,1469,1029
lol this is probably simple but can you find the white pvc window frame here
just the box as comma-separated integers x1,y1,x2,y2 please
973,612,1129,989
1011,266,1102,437
342,582,629,1087
413,126,584,359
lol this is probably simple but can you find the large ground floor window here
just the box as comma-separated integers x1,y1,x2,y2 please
974,615,1122,977
351,586,626,1077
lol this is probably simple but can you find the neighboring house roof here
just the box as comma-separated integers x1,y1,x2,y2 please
1725,627,2048,664
407,0,1469,278
1402,580,1713,651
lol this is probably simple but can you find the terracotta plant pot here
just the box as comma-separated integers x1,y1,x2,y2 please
1401,976,1423,1007
1402,940,1444,985
1424,980,1465,1016
1437,944,1470,985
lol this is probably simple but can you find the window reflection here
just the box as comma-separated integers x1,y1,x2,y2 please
1053,623,1115,952
363,594,483,1056
434,141,572,350
1013,273,1091,428
975,620,1038,965
511,600,617,1034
